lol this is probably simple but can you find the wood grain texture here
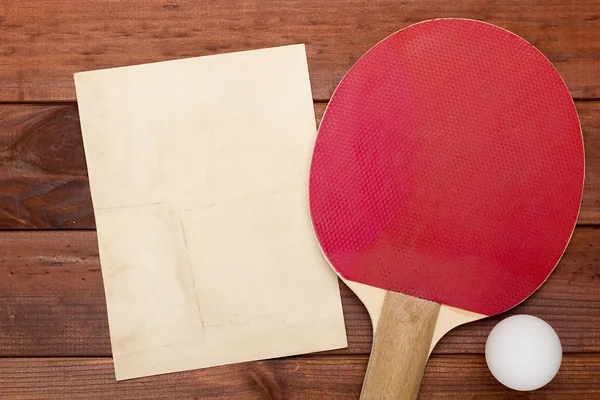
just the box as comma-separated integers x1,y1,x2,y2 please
361,293,440,400
0,355,598,399
1,102,599,228
1,227,599,357
0,0,599,102
0,105,93,228
419,354,600,399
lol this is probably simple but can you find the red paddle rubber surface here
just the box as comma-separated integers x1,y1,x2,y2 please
309,19,584,316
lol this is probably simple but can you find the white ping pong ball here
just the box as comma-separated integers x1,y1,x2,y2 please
485,315,562,391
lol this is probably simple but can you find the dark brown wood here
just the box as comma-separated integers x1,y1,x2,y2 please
581,103,600,224
0,354,597,399
419,354,600,399
1,228,599,357
0,105,93,228
0,0,599,102
0,231,109,356
1,102,599,228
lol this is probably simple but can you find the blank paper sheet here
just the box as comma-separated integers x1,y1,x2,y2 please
74,44,347,380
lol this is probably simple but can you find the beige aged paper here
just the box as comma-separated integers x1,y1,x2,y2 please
74,44,347,380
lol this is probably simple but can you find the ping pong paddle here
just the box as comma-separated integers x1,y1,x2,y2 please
309,19,584,399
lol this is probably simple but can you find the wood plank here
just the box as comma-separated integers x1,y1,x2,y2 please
420,354,600,399
581,103,600,224
0,104,92,228
0,354,598,399
1,102,599,228
0,0,599,102
1,227,599,357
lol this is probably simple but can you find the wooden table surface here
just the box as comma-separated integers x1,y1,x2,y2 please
1,1,599,398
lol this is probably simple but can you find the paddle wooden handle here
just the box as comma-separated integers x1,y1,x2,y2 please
360,292,441,400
